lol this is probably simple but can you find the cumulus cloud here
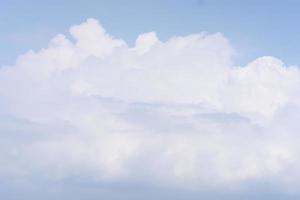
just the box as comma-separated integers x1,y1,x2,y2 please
1,18,300,194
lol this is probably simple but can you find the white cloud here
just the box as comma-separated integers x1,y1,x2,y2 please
1,18,300,192
135,32,159,55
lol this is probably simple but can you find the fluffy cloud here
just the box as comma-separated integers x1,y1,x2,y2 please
1,18,300,193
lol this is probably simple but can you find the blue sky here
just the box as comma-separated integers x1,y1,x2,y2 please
2,1,300,200
1,0,300,66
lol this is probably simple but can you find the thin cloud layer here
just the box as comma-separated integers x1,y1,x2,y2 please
1,18,300,193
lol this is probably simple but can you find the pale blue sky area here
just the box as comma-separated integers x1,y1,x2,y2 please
1,0,300,66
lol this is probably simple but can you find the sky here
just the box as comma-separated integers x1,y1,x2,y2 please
1,0,300,66
1,1,300,200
